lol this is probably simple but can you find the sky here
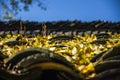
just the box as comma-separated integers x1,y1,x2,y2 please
1,0,120,22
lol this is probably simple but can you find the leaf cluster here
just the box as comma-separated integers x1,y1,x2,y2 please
0,0,46,20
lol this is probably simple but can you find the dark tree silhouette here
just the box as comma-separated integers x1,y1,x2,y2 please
0,0,46,20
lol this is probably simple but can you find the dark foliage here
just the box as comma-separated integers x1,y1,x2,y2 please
0,0,46,20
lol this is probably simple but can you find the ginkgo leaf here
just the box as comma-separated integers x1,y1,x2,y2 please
1,33,120,78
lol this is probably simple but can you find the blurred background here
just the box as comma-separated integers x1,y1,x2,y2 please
0,0,120,22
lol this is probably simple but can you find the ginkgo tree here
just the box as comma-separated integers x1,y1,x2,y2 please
0,0,46,20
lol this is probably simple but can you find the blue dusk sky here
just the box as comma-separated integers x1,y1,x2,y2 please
1,0,120,22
